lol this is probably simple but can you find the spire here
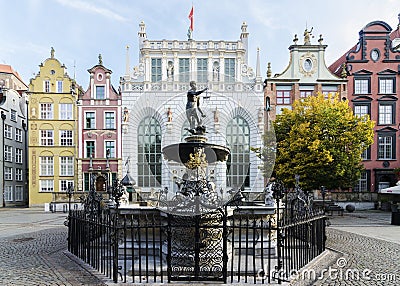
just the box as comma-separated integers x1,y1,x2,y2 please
256,47,261,78
125,46,130,76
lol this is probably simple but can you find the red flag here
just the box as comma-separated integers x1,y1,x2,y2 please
188,6,194,31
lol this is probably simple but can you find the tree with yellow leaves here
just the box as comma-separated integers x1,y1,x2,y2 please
273,93,374,191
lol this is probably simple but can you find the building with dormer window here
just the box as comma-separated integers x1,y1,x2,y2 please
28,48,81,207
76,55,122,193
329,16,400,193
264,28,347,123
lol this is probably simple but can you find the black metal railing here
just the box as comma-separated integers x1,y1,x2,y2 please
67,207,325,284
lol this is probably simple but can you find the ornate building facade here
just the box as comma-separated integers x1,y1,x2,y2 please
28,48,81,206
77,55,123,193
120,22,265,200
329,17,400,192
0,64,28,207
264,28,347,122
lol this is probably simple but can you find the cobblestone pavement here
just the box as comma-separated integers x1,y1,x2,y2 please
0,227,106,286
1,208,399,285
291,212,400,286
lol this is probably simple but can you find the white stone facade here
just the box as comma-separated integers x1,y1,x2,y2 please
120,22,265,199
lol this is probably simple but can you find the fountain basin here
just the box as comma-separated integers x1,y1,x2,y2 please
162,142,230,164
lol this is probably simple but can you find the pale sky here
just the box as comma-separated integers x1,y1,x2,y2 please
1,0,399,88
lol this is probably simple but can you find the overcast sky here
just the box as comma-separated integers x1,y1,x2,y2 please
1,0,399,88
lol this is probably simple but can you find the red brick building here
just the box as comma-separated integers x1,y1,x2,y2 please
329,16,400,192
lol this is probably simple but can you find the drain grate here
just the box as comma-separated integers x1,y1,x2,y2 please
12,237,35,243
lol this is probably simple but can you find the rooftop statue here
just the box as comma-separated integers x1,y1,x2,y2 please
303,27,313,45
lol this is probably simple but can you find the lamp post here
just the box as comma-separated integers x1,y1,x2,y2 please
66,183,74,251
110,172,135,283
109,171,136,208
271,178,285,284
106,148,110,170
321,186,327,214
67,183,74,213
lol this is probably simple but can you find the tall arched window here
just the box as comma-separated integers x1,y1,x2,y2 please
226,116,250,189
138,116,162,187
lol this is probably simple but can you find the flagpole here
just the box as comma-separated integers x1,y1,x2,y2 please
192,0,194,39
188,4,194,40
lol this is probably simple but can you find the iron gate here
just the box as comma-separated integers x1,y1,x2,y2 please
167,210,227,282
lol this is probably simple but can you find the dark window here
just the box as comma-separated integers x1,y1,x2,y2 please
226,116,250,188
151,58,162,82
137,116,162,187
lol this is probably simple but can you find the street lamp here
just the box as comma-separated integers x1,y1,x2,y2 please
271,178,285,285
109,171,136,208
67,183,74,213
106,148,110,170
110,172,135,283
321,186,327,214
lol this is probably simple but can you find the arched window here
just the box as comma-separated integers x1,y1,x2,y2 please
226,116,250,189
138,116,162,187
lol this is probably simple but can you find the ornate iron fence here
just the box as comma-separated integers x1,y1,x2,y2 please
67,206,325,283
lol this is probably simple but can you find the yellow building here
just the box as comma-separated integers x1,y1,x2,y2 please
28,48,81,207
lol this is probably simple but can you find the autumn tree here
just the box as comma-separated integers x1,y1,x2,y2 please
272,93,374,191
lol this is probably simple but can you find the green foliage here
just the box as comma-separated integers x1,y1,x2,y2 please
251,128,276,181
272,93,374,191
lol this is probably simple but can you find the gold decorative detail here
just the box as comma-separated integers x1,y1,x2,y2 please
185,151,207,170
303,27,313,45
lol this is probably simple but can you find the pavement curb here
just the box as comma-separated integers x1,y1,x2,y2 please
288,247,345,286
63,250,109,285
